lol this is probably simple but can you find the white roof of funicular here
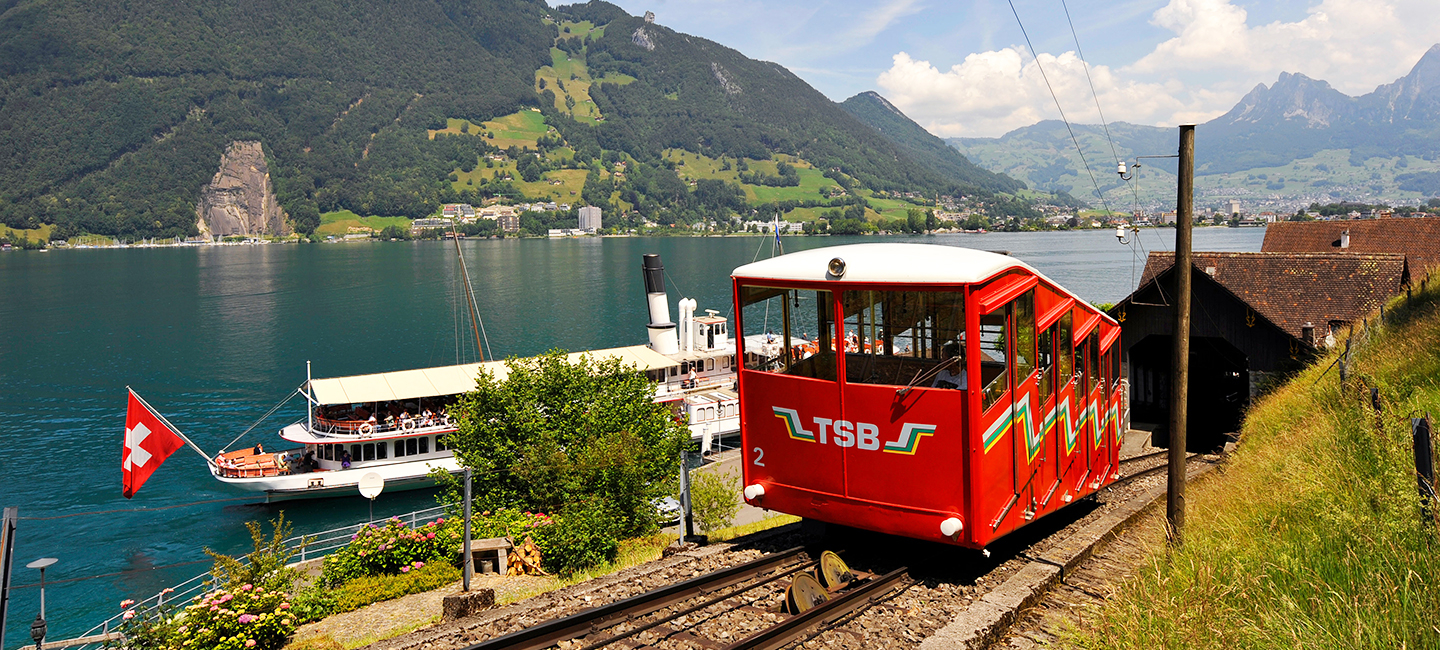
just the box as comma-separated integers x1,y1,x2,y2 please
731,243,1031,285
308,345,680,405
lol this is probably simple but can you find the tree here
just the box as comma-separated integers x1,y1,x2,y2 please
446,351,689,537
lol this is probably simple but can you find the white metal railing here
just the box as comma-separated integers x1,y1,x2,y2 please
60,504,451,650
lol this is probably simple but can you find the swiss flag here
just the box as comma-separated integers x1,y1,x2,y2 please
122,389,187,499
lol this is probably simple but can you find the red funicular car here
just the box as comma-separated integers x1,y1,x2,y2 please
732,243,1123,548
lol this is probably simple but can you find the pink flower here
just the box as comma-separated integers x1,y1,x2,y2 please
413,561,424,568
119,599,135,609
427,532,436,539
246,640,257,648
161,588,174,595
436,517,445,524
241,584,252,591
238,614,257,624
123,610,136,620
401,566,411,573
280,602,292,610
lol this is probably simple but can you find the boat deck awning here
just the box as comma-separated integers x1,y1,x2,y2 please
307,345,681,405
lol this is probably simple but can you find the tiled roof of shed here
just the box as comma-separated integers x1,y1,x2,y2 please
1136,252,1406,339
1261,217,1440,273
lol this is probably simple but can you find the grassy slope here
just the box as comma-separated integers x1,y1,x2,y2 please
0,223,54,242
1072,282,1440,648
535,21,634,125
315,210,411,236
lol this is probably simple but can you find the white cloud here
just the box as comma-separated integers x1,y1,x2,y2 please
876,49,1200,138
876,0,1440,139
1128,0,1436,94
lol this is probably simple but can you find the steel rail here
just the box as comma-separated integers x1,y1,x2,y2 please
575,559,820,650
719,567,912,650
460,547,807,650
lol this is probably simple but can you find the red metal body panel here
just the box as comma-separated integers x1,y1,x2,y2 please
734,253,1121,549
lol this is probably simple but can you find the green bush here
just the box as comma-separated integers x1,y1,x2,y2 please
207,515,299,594
471,508,554,539
533,500,620,575
319,517,461,587
689,470,740,534
330,562,461,614
288,585,337,624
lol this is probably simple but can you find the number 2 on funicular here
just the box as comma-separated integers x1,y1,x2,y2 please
752,447,765,466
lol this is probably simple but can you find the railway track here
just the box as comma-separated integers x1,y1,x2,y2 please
447,454,1198,650
459,547,912,650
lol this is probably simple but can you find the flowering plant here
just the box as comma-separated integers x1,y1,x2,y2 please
320,517,461,586
173,584,296,650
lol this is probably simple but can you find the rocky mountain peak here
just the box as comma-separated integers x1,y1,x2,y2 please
1217,72,1351,127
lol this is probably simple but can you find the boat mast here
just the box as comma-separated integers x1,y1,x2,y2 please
306,360,314,433
450,221,486,362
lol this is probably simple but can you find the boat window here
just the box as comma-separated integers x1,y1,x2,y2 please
394,440,405,457
362,444,375,461
376,442,387,459
839,289,966,388
706,358,715,371
979,304,1011,411
739,286,836,380
406,438,418,456
1058,312,1074,387
321,444,332,461
350,445,361,462
419,437,430,454
436,435,447,451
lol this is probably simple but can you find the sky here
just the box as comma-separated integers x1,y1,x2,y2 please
572,0,1440,139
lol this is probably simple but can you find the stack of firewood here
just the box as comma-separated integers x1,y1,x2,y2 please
507,536,548,576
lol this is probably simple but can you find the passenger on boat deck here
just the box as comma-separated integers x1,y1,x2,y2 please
303,450,317,471
422,409,435,426
341,449,352,469
253,443,264,455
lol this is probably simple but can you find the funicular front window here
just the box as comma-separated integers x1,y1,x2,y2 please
838,289,965,387
739,286,836,380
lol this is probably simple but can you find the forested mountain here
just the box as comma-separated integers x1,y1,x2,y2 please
840,91,1023,193
952,45,1440,208
0,0,1023,239
0,0,555,238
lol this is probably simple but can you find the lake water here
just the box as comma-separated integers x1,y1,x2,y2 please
0,227,1263,645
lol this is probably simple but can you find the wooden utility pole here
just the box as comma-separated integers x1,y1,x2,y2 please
1168,125,1195,546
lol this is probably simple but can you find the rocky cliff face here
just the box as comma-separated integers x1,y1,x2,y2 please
195,141,291,238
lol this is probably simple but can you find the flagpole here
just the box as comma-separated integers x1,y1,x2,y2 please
127,387,216,466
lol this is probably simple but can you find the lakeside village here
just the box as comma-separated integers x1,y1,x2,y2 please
8,195,1440,251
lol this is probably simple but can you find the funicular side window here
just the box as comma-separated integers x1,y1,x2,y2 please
739,286,836,380
838,289,966,387
1038,325,1054,403
1058,312,1074,386
979,305,1010,411
1087,330,1100,395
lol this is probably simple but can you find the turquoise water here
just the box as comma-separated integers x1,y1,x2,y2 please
0,227,1263,645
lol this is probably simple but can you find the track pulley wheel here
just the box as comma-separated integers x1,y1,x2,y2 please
817,551,854,591
784,573,830,614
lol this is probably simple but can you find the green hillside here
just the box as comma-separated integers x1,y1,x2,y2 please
0,0,1026,239
841,91,1024,194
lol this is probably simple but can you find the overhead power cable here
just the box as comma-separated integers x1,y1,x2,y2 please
1005,0,1111,215
1059,0,1122,169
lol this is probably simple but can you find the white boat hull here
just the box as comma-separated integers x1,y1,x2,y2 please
211,457,463,503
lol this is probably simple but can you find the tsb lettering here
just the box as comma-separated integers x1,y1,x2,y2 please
772,407,935,455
